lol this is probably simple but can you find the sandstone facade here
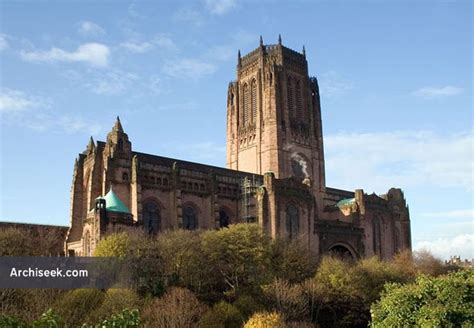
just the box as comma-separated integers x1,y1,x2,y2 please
66,37,411,260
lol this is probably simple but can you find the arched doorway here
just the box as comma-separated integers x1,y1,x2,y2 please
328,244,357,260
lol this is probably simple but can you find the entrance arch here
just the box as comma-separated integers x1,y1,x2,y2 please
327,243,358,260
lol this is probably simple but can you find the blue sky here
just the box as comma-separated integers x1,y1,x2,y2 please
0,0,472,260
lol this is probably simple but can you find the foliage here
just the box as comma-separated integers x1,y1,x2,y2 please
199,301,244,328
233,294,265,320
270,239,315,283
142,287,207,327
201,224,272,295
94,232,131,258
370,269,474,327
262,279,307,322
244,311,286,328
31,309,62,327
54,289,104,327
0,228,33,256
0,315,27,328
0,227,63,256
306,255,414,327
0,289,65,323
89,288,141,322
156,229,210,293
90,309,141,328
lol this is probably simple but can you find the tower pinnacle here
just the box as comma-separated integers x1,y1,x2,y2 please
278,34,282,45
113,116,123,133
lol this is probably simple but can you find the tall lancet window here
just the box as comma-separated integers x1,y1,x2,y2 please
251,79,257,123
287,77,294,117
295,80,303,121
243,83,250,124
286,204,299,239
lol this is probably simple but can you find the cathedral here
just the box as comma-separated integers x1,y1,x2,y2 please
66,37,411,260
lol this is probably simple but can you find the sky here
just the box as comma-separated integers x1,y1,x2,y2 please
0,0,472,260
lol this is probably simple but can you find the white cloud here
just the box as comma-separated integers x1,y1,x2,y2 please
119,34,176,54
85,69,139,95
119,41,154,53
413,86,464,99
414,234,474,260
0,88,101,135
422,209,474,219
0,34,8,51
78,21,106,37
173,7,204,26
22,114,103,135
164,58,216,79
205,0,237,15
20,43,110,67
318,70,353,97
0,88,47,113
325,130,474,192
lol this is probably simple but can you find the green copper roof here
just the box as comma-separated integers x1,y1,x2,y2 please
97,189,131,214
336,198,355,208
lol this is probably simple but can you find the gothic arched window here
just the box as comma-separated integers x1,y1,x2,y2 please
183,206,198,230
295,80,302,121
287,77,293,116
243,83,250,124
286,204,299,239
219,209,230,228
251,79,257,123
143,201,161,234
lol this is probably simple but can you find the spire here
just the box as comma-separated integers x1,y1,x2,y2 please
238,49,241,66
278,34,282,45
259,35,263,46
87,136,95,152
113,116,123,133
302,45,306,58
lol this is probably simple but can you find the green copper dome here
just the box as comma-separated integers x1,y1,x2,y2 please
97,189,131,214
336,198,355,208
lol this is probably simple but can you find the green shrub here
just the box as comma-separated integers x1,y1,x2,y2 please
54,289,104,326
233,294,265,320
199,301,244,328
370,269,474,327
90,288,141,322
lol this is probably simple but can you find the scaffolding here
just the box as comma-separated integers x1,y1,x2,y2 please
240,175,260,223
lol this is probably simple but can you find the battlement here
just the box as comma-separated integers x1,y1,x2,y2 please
238,37,306,70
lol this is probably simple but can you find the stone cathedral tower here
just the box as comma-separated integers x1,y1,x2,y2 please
227,36,326,213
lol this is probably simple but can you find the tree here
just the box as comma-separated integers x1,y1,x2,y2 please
0,228,33,256
142,287,206,327
370,269,474,327
156,229,211,294
89,288,141,323
270,239,315,283
94,232,131,258
199,301,244,328
201,224,272,296
244,312,286,328
262,279,308,322
54,289,104,327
